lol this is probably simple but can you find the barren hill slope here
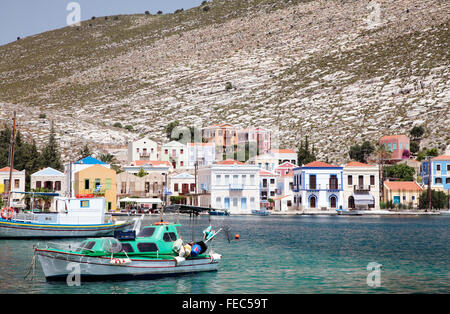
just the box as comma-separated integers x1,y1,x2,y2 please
0,0,448,162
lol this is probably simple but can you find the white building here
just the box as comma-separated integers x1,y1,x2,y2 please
31,167,66,193
161,141,188,170
293,161,344,212
0,167,26,208
259,170,278,208
273,162,295,211
248,152,279,171
169,172,196,200
270,149,297,165
128,137,158,162
186,142,215,168
197,160,260,214
343,162,380,210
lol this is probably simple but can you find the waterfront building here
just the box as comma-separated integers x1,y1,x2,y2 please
123,160,171,175
0,166,26,208
73,164,117,211
259,169,278,209
293,161,344,212
168,172,196,204
186,142,215,168
383,181,423,208
197,159,260,214
237,127,271,155
420,155,450,192
379,135,410,162
127,137,159,162
30,167,66,202
65,156,111,197
343,162,380,210
161,141,188,169
116,171,165,200
273,162,295,211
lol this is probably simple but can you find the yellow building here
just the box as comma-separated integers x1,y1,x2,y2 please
74,165,117,211
383,181,423,209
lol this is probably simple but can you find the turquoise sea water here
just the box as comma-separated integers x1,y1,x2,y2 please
0,215,449,294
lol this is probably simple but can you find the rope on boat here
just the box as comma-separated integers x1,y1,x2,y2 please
24,246,37,281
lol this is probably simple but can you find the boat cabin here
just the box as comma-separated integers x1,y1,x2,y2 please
76,223,182,256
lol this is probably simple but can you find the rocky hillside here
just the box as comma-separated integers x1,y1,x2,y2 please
0,0,448,163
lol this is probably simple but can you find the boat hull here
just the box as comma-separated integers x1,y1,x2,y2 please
0,219,134,238
35,249,221,281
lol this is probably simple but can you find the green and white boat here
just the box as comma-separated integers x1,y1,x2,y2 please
34,211,223,281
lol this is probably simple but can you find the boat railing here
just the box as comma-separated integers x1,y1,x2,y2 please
43,242,95,252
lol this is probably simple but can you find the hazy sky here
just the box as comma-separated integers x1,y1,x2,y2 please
0,0,203,46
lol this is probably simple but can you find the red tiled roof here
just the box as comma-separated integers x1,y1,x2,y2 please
0,167,19,172
272,149,296,154
259,170,276,176
379,135,409,141
216,159,245,165
131,160,171,167
345,161,376,167
384,181,423,191
187,142,214,147
303,161,337,168
432,155,450,161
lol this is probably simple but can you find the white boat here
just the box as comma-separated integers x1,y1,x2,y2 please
440,210,450,216
0,196,133,238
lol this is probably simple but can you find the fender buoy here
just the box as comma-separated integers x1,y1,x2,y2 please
235,234,240,240
154,221,170,225
1,208,14,220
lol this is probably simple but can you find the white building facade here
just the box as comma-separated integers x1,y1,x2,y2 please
161,141,188,170
343,162,380,210
186,143,215,168
128,138,158,162
293,161,344,212
198,160,260,214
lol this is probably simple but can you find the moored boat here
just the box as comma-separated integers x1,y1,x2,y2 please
34,221,222,281
0,196,133,238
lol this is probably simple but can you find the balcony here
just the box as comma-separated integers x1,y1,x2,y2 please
302,184,342,191
354,185,371,193
229,184,244,191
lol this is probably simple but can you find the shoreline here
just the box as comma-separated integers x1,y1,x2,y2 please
110,210,445,217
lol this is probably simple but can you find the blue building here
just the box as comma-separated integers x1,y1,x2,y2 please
420,155,450,191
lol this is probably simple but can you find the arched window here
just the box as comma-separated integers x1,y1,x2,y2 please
309,195,317,208
330,195,337,208
348,196,355,209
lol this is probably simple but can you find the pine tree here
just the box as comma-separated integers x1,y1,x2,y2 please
297,136,316,165
41,122,63,171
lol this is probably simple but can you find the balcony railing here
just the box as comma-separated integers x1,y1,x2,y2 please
298,184,342,191
229,184,244,190
354,185,371,193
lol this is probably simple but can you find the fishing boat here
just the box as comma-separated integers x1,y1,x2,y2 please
209,209,230,216
34,210,223,281
0,196,134,238
251,208,271,216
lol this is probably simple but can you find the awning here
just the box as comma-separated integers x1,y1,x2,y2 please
119,198,163,204
353,193,375,205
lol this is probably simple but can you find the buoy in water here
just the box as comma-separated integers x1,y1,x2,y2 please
235,234,240,240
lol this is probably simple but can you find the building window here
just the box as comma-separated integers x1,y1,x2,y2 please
393,143,397,150
309,175,317,189
105,178,112,190
14,179,20,189
347,175,352,186
216,197,221,207
180,161,184,167
180,149,184,154
174,183,179,192
270,178,275,184
446,178,450,184
121,182,127,194
370,175,375,186
447,164,450,172
412,196,416,201
436,164,441,171
36,181,42,189
164,149,168,154
190,183,195,192
233,197,238,207
435,177,442,184
84,179,90,190
216,175,221,184
55,181,61,191
80,200,89,208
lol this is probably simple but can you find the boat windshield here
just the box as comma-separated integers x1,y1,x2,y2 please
137,227,155,238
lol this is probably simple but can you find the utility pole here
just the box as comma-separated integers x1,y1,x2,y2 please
194,160,198,206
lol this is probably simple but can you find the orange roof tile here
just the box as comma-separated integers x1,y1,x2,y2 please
272,149,296,154
131,160,171,167
384,181,423,191
259,170,276,176
0,167,19,172
379,135,409,141
303,161,338,168
432,155,450,161
187,142,214,147
276,162,296,169
345,161,376,167
216,159,245,165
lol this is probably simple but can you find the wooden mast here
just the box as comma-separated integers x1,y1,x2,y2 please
6,111,17,209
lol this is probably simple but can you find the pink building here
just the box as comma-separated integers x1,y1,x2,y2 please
237,127,271,154
379,135,410,161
